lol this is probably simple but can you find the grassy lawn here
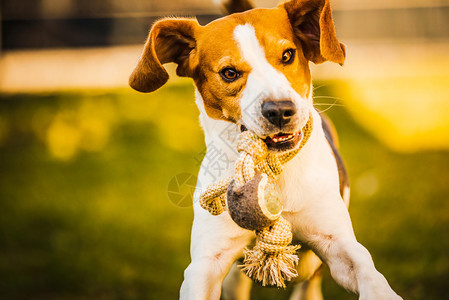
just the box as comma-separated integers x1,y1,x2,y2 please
0,83,448,300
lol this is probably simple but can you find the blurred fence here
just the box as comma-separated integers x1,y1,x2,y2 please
1,0,449,50
1,0,219,50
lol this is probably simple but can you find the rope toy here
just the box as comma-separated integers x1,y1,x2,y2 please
199,113,313,288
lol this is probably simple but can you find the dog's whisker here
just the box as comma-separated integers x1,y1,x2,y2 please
313,97,345,113
313,95,345,101
313,103,345,106
312,83,330,91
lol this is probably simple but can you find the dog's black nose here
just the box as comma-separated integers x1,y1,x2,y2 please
261,100,297,128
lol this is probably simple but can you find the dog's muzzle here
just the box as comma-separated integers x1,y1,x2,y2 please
259,100,302,152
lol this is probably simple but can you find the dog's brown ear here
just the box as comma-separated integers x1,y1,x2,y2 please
283,0,345,65
129,18,201,93
220,0,254,14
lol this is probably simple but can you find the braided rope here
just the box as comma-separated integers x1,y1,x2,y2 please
199,113,313,287
199,177,231,215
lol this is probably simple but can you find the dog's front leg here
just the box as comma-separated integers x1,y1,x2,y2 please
323,236,401,300
285,195,401,300
180,204,254,300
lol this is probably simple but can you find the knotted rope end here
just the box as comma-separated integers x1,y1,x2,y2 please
240,216,301,288
240,243,301,288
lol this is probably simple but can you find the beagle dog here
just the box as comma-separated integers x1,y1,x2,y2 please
129,0,402,299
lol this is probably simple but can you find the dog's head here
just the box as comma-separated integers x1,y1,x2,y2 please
129,0,345,152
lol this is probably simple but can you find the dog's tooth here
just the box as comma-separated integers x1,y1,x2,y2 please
270,133,299,144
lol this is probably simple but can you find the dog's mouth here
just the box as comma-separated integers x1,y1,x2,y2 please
264,132,302,152
240,125,302,152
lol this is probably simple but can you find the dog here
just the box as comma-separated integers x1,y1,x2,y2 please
129,0,402,299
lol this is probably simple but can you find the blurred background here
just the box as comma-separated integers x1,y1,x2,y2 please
0,0,448,299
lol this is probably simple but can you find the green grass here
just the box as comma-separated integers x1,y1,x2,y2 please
0,83,448,300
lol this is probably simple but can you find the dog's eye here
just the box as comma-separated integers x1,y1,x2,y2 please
281,49,295,64
220,67,240,82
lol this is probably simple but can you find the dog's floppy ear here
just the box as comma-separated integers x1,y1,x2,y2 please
129,18,201,93
283,0,346,65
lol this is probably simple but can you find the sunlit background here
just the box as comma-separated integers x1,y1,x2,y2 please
1,0,448,299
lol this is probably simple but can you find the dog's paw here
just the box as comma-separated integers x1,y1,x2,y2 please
359,277,402,300
359,290,402,300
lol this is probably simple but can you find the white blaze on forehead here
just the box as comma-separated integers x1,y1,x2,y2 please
233,25,268,71
233,24,290,93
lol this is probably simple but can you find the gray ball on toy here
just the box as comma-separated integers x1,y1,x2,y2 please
226,173,283,231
